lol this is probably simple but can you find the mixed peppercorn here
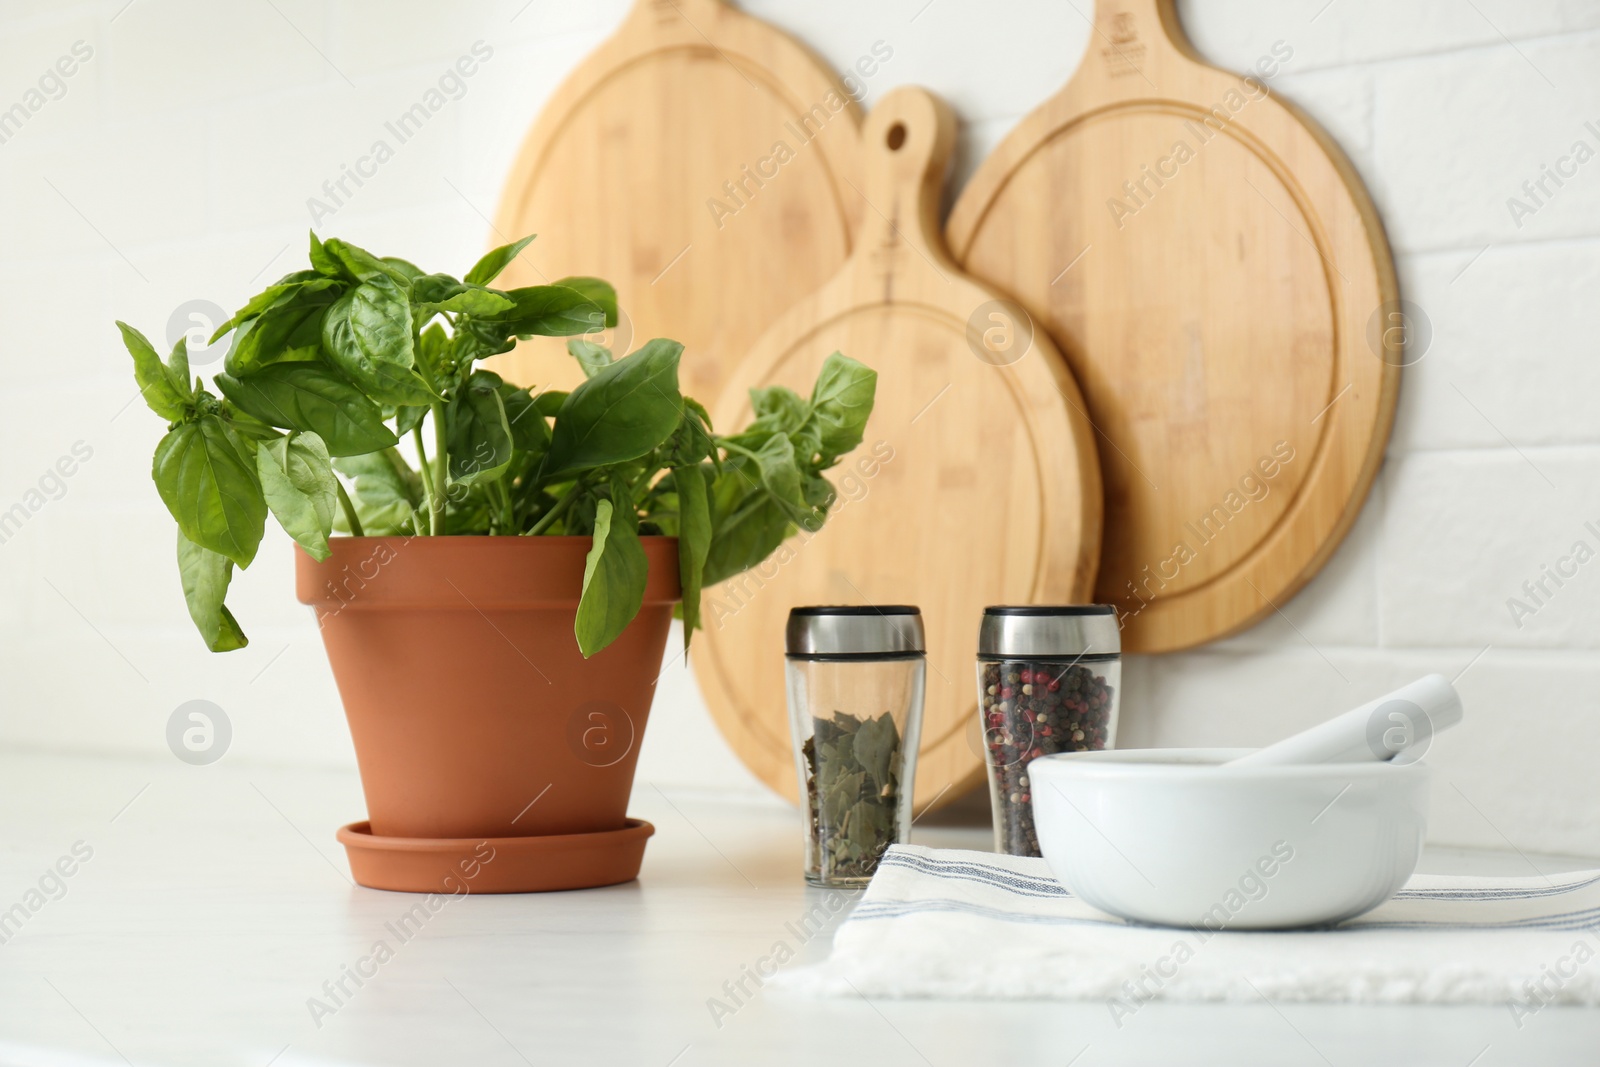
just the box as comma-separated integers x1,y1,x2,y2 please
979,659,1115,856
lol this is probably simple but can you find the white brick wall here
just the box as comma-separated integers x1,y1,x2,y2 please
0,0,1595,855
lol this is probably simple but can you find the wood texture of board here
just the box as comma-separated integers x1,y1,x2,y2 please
946,0,1401,654
489,0,863,412
696,87,1103,812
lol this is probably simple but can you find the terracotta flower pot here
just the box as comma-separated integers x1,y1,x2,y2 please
296,535,679,844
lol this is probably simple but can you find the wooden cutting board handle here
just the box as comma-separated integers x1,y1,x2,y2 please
1080,0,1194,79
840,86,959,300
624,0,728,25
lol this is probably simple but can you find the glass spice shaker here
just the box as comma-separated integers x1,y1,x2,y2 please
977,606,1121,857
786,606,926,887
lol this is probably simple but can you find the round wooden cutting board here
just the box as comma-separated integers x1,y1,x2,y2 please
490,0,862,410
947,0,1401,653
698,87,1103,812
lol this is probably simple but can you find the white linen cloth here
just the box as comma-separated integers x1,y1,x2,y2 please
774,845,1600,1012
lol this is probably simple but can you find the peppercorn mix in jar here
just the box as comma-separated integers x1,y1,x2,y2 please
976,607,1121,857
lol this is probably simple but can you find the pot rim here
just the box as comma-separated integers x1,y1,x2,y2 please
318,534,681,543
295,533,682,609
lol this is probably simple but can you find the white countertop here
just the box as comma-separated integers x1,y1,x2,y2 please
2,751,1597,1067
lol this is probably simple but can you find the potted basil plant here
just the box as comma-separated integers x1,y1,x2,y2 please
118,232,877,892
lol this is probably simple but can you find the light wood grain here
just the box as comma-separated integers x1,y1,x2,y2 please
946,0,1401,654
489,0,862,410
697,87,1103,812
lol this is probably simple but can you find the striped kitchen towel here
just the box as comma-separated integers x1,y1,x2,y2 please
772,845,1600,1012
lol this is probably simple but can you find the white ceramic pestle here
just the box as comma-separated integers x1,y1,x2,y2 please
1229,674,1463,766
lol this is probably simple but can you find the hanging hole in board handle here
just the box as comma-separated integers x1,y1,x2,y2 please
886,122,907,151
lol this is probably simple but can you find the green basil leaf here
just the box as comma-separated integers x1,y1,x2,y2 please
408,273,461,305
567,338,613,379
322,277,431,405
214,363,398,456
803,473,836,510
563,489,598,536
684,395,715,433
668,401,717,468
749,384,807,432
464,234,536,286
442,489,494,534
396,404,427,436
381,256,424,282
164,337,193,400
176,530,248,652
552,276,618,322
791,422,824,469
494,277,617,337
224,288,339,377
433,289,514,316
719,419,779,453
575,497,648,658
533,389,568,416
153,415,268,568
415,321,449,384
445,369,513,485
683,396,721,473
748,434,812,524
544,338,683,478
257,432,337,561
211,277,339,344
411,273,515,316
674,463,712,648
498,383,550,453
220,417,261,464
807,351,877,458
226,408,282,443
333,450,422,536
360,362,438,407
321,237,413,286
117,321,187,420
452,316,518,362
308,231,343,277
702,490,788,588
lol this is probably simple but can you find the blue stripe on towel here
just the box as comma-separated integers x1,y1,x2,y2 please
851,899,1124,928
851,897,1600,933
878,852,1068,898
1391,873,1600,902
882,852,1600,909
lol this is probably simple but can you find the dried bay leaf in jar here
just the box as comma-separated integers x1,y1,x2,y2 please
786,606,926,886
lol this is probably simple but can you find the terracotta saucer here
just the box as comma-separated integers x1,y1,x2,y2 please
336,818,655,894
